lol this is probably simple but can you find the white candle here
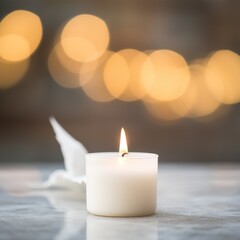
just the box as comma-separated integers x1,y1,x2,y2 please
86,128,158,217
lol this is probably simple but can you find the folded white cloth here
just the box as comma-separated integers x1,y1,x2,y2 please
29,117,88,190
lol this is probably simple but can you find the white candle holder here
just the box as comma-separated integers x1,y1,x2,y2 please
86,152,158,217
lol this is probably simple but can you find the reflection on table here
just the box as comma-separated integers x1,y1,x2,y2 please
0,164,240,240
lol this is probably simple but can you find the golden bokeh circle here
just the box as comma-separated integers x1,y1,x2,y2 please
205,50,240,104
103,52,129,98
61,14,109,63
0,56,29,89
82,51,115,102
0,10,43,62
141,50,190,101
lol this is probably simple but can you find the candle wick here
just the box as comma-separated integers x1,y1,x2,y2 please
121,152,128,157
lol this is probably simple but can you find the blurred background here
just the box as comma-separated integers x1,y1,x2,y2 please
0,0,240,164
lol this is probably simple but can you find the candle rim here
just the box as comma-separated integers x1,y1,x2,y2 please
86,152,158,160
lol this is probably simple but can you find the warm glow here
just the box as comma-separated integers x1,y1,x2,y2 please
50,42,97,87
0,56,29,89
143,62,222,121
113,49,149,101
81,51,114,102
205,50,240,104
60,14,109,62
142,79,195,121
188,64,221,117
55,41,84,74
143,100,182,121
104,52,129,98
0,34,30,62
48,44,82,88
79,59,99,86
119,128,128,156
129,51,149,100
168,81,196,119
141,50,190,101
0,10,43,62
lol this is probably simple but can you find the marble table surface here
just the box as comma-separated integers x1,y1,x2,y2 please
0,163,240,240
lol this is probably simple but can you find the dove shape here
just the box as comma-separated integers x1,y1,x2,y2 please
49,117,88,177
29,117,87,190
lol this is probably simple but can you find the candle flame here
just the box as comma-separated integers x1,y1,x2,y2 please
119,127,128,156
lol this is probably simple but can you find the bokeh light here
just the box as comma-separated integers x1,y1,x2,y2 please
0,34,30,62
112,49,149,101
48,42,100,88
143,100,183,121
61,14,109,63
1,10,236,122
55,41,83,74
141,50,190,101
0,56,29,89
78,60,99,86
142,84,194,121
205,50,240,104
187,64,221,117
143,62,222,121
82,51,115,102
48,44,82,88
0,10,43,62
103,52,129,98
167,85,196,119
